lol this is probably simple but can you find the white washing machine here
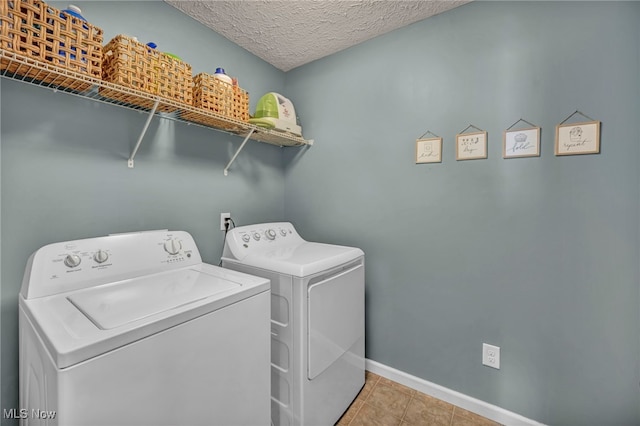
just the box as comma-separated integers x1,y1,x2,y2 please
19,230,270,426
221,222,365,426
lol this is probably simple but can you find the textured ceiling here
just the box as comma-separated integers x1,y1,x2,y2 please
165,1,470,71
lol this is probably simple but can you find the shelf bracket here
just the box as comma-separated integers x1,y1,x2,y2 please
128,98,160,168
224,128,255,176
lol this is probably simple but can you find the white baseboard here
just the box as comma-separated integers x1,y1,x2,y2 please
365,359,546,426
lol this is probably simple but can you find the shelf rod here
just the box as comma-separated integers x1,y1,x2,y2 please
224,128,255,176
128,98,160,168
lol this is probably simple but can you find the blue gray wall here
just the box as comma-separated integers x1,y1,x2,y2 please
284,1,640,425
1,2,287,422
2,2,640,426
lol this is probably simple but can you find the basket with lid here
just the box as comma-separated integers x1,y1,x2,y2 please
181,71,249,130
100,35,192,112
0,1,102,90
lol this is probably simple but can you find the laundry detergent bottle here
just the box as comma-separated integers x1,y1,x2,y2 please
61,4,86,22
214,67,233,85
59,5,87,62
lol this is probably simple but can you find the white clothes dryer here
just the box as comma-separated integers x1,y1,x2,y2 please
221,222,365,426
19,230,270,426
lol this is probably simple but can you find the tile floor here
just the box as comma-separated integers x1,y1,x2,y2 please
336,371,501,426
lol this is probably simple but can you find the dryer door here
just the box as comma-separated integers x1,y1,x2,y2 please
307,258,364,379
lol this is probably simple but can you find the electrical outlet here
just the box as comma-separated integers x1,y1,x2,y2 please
220,213,231,231
482,343,500,369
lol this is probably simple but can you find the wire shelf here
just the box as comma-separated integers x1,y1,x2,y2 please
0,49,311,148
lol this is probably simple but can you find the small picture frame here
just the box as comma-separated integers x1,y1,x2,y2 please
503,127,540,158
416,137,442,164
555,121,600,156
456,131,487,160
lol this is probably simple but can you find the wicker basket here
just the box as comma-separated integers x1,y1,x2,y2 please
232,83,250,122
0,0,102,89
182,72,249,127
100,35,192,111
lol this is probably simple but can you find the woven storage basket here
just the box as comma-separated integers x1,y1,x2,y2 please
0,0,102,90
101,35,192,111
181,72,249,129
232,84,250,122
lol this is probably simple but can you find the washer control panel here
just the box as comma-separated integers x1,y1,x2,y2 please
223,222,304,260
21,230,202,299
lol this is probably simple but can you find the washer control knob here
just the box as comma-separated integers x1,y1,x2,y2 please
64,254,81,268
94,250,109,264
164,239,182,255
252,232,261,241
265,229,276,240
241,234,251,243
279,229,287,236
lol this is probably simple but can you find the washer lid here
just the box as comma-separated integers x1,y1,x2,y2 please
20,263,270,369
240,242,364,277
68,268,239,330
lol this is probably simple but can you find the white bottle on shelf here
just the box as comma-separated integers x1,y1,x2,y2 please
214,67,233,85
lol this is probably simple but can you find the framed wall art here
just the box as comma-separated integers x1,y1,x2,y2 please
503,121,540,159
416,134,442,164
456,125,487,161
555,120,600,156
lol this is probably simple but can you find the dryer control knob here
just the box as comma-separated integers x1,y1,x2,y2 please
241,234,251,243
94,250,109,264
265,229,276,240
64,254,81,268
252,232,261,241
279,229,287,236
164,239,182,255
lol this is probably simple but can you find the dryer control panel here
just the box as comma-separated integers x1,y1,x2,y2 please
222,222,304,260
21,230,202,299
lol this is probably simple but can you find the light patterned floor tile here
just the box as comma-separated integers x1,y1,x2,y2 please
357,372,380,402
451,407,502,426
378,376,417,397
403,392,455,426
350,402,403,426
335,373,502,426
336,398,364,425
366,382,412,419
